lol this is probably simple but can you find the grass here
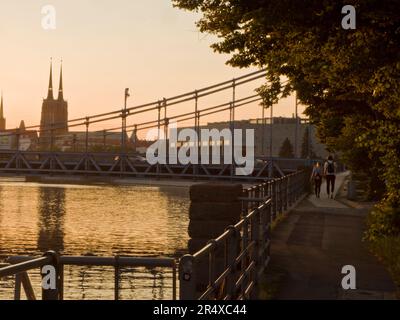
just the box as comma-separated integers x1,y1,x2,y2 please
368,236,400,298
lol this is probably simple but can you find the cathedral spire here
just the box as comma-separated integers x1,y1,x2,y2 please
0,92,3,119
58,60,64,101
47,58,54,100
0,92,5,131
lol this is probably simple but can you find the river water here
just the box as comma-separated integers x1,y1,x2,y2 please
0,180,190,300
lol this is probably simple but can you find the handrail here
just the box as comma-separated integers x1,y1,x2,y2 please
0,256,51,278
1,254,178,300
179,170,308,300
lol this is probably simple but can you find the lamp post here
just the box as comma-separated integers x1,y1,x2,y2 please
268,103,273,178
122,88,130,154
294,92,298,158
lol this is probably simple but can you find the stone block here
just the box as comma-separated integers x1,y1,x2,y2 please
190,183,243,203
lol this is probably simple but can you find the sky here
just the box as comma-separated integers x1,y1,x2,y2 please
0,0,305,133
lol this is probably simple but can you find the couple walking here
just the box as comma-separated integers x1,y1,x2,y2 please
310,156,337,199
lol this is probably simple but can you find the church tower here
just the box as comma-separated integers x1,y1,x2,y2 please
40,60,68,145
0,93,5,131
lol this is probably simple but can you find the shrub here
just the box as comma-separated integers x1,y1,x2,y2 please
365,201,400,242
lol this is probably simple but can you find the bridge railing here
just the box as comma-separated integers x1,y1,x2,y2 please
0,148,315,181
179,170,308,300
0,253,177,300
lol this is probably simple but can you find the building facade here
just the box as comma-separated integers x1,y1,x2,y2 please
178,117,328,159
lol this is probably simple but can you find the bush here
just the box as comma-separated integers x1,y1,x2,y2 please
366,201,400,294
365,201,400,242
368,236,400,293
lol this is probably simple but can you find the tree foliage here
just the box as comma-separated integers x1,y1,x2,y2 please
279,138,294,158
173,0,400,235
301,126,316,159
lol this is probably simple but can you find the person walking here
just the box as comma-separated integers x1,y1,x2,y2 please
310,162,322,198
324,155,337,199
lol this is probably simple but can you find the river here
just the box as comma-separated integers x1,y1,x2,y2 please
0,180,190,300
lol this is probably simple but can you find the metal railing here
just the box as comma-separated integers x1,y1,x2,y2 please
0,170,308,300
179,170,308,300
0,150,313,181
0,252,177,300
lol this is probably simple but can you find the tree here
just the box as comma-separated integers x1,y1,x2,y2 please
173,0,400,236
279,138,294,159
301,127,316,159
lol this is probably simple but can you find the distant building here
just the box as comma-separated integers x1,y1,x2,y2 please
0,120,38,151
40,61,68,147
178,117,328,159
55,131,129,152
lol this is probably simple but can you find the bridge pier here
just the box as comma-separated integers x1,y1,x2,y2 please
188,183,243,296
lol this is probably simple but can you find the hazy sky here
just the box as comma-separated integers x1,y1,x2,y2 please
0,0,304,132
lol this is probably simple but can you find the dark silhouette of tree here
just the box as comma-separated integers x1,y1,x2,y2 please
301,127,316,159
173,0,400,238
279,138,294,158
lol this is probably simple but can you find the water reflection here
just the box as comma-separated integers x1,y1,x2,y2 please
0,181,190,299
37,187,66,253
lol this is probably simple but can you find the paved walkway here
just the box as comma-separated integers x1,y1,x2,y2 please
270,171,397,300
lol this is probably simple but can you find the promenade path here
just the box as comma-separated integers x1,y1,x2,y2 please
270,171,397,299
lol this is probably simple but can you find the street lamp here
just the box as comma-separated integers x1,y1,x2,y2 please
122,88,130,153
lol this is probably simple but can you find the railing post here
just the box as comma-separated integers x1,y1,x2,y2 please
241,218,249,298
287,175,293,207
250,209,260,299
292,174,296,204
278,178,283,215
114,255,120,301
172,263,177,300
179,255,196,300
296,173,300,200
42,251,60,300
14,273,22,300
255,185,261,206
271,181,277,221
263,202,272,266
242,189,249,216
283,178,286,211
208,240,217,298
225,226,239,299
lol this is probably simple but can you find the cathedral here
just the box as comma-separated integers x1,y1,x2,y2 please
40,61,68,145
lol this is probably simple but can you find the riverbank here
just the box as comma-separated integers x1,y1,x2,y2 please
0,173,259,189
0,174,203,188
